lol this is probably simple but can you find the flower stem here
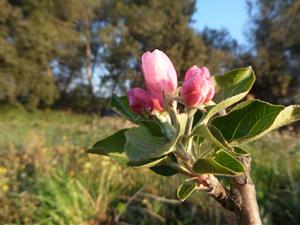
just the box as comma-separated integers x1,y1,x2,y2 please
175,143,195,172
183,108,197,156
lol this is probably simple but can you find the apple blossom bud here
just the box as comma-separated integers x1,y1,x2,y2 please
181,66,215,107
141,49,177,97
127,88,151,114
150,97,164,112
127,88,164,114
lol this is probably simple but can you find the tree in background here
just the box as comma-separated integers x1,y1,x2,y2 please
247,0,300,104
0,0,243,110
52,0,111,111
0,0,111,109
1,0,299,110
100,0,238,96
0,0,79,107
202,27,240,72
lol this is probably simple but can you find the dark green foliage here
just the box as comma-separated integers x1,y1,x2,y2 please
0,0,241,110
0,0,66,107
0,0,106,108
100,0,205,89
1,0,300,110
247,0,300,104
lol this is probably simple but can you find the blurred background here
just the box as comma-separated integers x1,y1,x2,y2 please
0,0,300,224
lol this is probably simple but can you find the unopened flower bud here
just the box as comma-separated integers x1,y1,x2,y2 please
181,66,214,107
141,49,177,98
127,88,164,114
127,88,151,114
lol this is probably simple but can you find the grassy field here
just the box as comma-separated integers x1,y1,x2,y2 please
0,107,300,225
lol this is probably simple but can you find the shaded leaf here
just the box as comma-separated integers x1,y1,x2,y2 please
177,182,196,201
87,129,128,164
234,147,250,156
193,150,245,176
111,94,139,122
127,155,167,167
192,124,233,151
140,120,164,136
125,126,176,165
150,164,178,176
192,109,204,127
150,153,179,176
88,127,169,167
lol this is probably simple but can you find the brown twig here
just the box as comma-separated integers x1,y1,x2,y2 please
137,192,181,205
114,187,145,224
200,174,238,212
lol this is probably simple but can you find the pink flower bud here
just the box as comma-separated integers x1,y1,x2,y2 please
141,49,177,98
127,88,151,114
127,88,164,114
181,66,215,107
149,97,164,112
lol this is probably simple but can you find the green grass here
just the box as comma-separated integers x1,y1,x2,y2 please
0,107,299,225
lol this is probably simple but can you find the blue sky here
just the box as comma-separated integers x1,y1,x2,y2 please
192,0,249,45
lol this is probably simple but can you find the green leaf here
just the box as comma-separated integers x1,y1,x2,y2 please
150,164,178,176
234,147,250,156
125,126,176,166
155,112,176,140
202,67,255,124
193,150,245,176
194,136,204,148
211,100,300,144
150,153,179,176
192,124,233,151
177,182,196,201
87,129,128,165
177,112,188,136
88,127,169,167
192,109,204,127
111,94,140,122
140,120,164,136
127,155,167,167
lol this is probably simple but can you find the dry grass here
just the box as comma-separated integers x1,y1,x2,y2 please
0,107,299,225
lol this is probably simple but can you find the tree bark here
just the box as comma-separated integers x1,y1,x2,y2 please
202,155,263,225
230,155,263,225
82,7,94,99
85,33,94,97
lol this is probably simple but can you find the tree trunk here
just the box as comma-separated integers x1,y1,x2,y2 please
82,7,94,99
233,182,262,225
85,36,94,97
230,156,262,225
204,155,263,225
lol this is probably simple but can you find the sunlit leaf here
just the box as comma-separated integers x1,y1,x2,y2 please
211,100,300,144
202,67,255,124
193,150,245,176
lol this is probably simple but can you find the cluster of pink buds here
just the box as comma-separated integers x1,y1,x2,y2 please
127,49,215,114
